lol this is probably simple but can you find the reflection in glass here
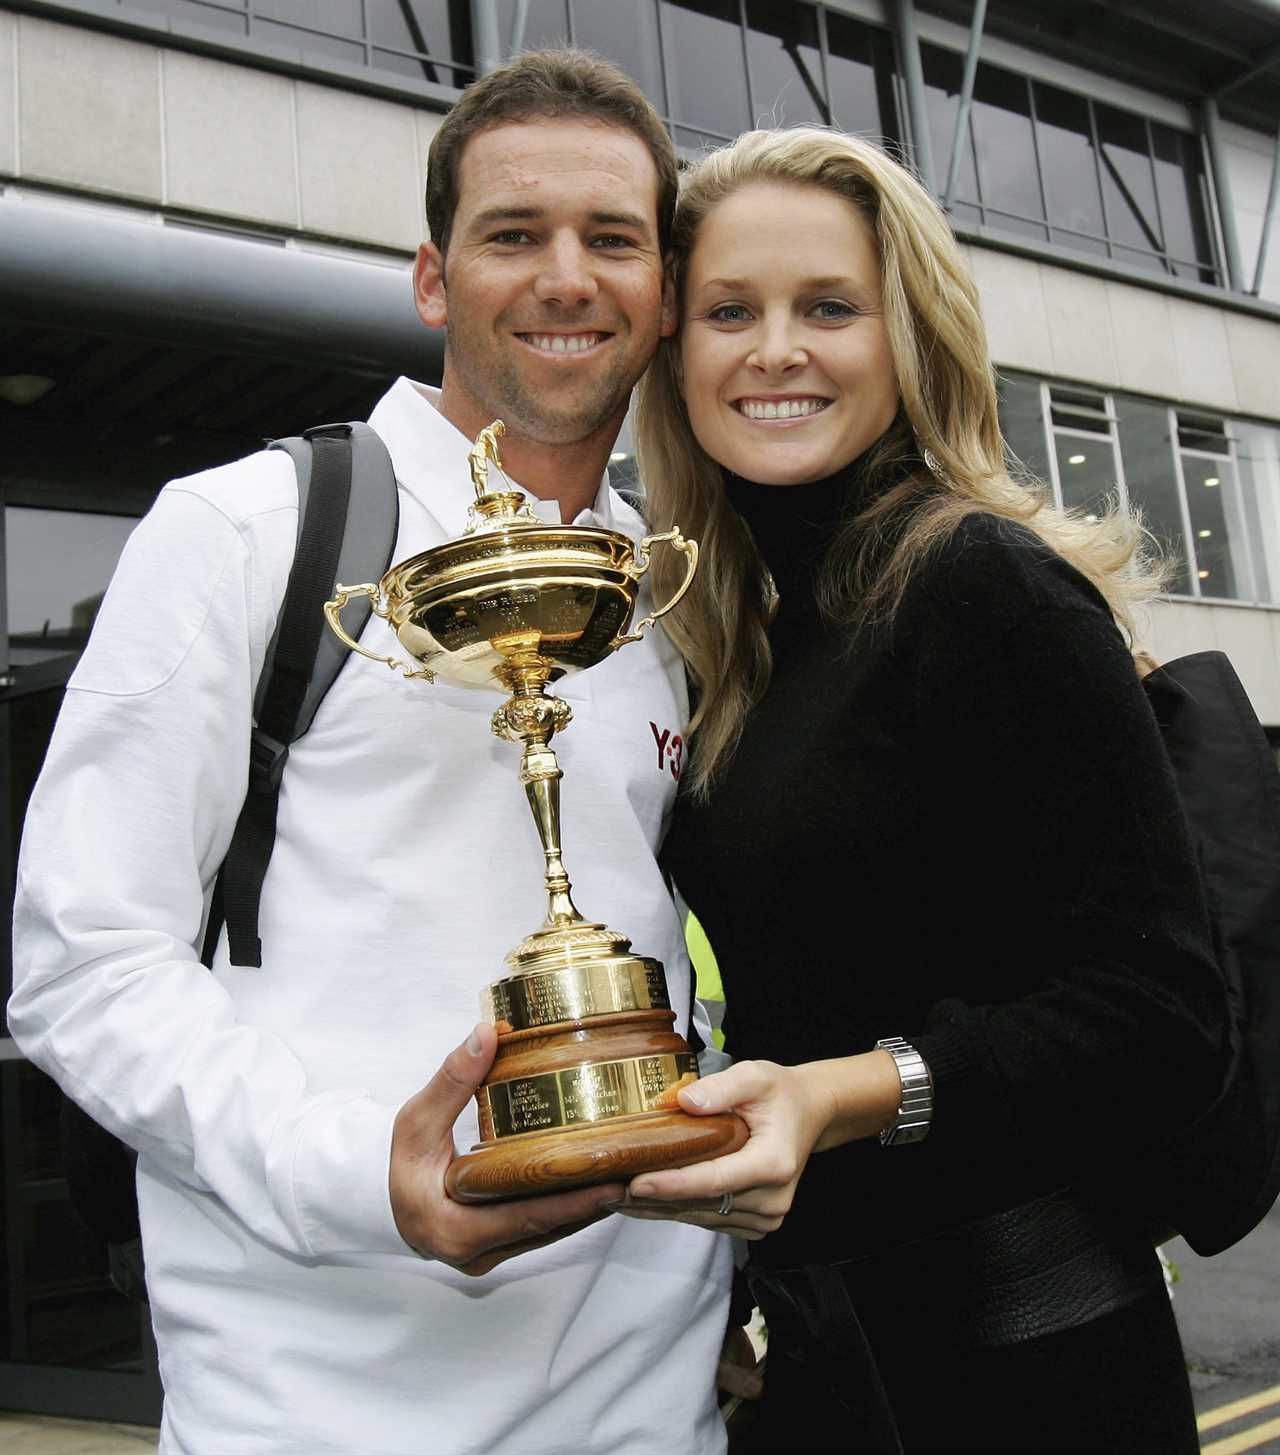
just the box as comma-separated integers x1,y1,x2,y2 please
1114,398,1191,594
985,211,1048,243
1,1061,149,1373
969,65,1042,222
572,0,665,107
826,17,897,142
495,0,569,52
1053,434,1120,521
997,372,1051,487
1096,105,1162,256
256,0,363,36
126,0,248,34
255,19,363,64
1152,124,1215,275
1236,422,1280,604
1182,456,1239,598
1033,83,1104,239
6,509,139,654
674,124,734,153
370,0,472,81
745,0,826,128
661,0,751,137
921,45,980,205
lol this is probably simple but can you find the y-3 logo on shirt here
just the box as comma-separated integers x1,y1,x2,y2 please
649,722,683,780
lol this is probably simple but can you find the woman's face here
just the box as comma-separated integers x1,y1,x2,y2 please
679,180,900,486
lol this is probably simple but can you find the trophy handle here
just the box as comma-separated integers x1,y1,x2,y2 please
322,582,436,681
610,529,699,650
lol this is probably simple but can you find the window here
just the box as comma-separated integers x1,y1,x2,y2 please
1048,386,1124,519
1176,413,1251,600
925,46,1219,284
6,508,140,666
998,372,1280,605
745,0,826,129
101,0,475,89
661,0,752,147
1113,398,1192,595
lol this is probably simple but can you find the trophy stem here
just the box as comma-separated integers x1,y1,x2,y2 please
519,739,583,929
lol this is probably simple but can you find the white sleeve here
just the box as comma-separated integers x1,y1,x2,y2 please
8,483,407,1262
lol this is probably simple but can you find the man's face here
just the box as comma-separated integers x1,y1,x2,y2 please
415,119,675,449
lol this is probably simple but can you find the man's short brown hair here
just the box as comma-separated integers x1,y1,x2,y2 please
425,49,677,257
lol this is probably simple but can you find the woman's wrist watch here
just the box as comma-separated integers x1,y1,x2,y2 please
874,1037,934,1146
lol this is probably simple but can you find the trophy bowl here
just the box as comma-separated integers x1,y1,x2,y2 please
325,423,747,1201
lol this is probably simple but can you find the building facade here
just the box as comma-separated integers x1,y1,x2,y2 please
1,0,1278,1424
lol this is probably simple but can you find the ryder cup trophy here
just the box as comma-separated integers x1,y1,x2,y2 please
324,422,747,1201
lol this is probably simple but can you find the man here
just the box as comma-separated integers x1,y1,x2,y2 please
9,50,731,1455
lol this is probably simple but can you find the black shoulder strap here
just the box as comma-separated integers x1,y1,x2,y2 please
203,422,398,968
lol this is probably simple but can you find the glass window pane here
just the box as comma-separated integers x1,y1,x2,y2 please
1182,457,1241,598
125,0,248,34
1114,397,1191,595
571,0,666,109
6,508,139,656
1096,104,1162,254
254,19,363,64
1052,229,1108,257
744,0,826,128
495,0,569,52
674,124,732,153
255,0,363,38
371,0,471,65
985,210,1049,243
1110,244,1169,276
997,372,1051,486
1033,82,1105,238
661,0,750,136
1,1061,152,1376
1151,123,1215,268
1054,433,1120,519
968,64,1043,222
1236,422,1280,605
373,49,469,86
825,14,888,139
921,43,979,204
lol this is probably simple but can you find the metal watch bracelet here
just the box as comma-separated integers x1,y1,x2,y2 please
875,1036,934,1146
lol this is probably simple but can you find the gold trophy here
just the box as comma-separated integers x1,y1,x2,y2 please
324,422,746,1201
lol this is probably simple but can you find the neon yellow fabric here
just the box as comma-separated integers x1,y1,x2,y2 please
685,911,726,1050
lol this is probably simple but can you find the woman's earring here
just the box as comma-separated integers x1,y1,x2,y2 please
921,446,944,480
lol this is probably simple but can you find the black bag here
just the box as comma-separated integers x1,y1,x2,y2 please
1141,651,1280,1256
59,423,399,1294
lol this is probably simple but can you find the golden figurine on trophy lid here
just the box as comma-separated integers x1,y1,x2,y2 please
324,422,747,1201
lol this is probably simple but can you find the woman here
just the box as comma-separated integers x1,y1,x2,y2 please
621,128,1226,1452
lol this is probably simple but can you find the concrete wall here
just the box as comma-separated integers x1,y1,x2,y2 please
0,11,442,254
969,245,1280,422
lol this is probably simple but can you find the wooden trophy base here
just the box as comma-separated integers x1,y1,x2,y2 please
446,1108,747,1202
444,1002,747,1203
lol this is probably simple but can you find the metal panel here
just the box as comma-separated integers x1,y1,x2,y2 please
0,197,443,378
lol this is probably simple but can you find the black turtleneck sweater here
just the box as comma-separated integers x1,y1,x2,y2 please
664,464,1226,1269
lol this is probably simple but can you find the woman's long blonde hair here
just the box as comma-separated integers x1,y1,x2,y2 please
635,126,1164,798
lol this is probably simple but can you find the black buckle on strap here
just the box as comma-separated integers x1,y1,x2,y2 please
248,726,290,792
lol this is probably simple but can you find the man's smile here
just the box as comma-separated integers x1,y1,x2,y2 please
514,330,613,356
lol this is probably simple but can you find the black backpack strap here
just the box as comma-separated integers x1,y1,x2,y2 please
204,422,398,968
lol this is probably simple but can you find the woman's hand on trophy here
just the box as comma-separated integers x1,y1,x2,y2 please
389,1023,626,1276
607,1053,902,1238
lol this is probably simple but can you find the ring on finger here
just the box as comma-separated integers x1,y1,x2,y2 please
718,1191,734,1217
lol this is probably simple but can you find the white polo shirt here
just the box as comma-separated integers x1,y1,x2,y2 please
10,379,730,1455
